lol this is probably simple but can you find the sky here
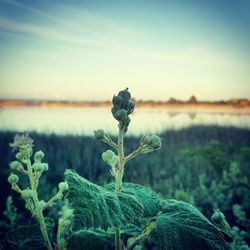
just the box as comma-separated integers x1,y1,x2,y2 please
0,0,249,101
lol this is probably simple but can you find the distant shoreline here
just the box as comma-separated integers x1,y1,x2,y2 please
0,99,250,114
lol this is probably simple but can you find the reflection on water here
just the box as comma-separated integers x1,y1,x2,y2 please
0,106,249,135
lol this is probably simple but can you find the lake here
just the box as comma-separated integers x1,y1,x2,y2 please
0,106,250,136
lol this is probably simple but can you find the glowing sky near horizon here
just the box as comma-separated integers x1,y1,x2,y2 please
0,0,249,101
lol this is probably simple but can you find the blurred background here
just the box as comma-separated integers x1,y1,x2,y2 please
0,0,250,248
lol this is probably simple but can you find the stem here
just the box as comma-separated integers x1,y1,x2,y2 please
128,221,156,250
12,183,22,194
114,122,125,250
124,144,153,163
57,227,61,250
115,123,125,193
124,147,142,163
101,135,118,150
43,191,62,211
128,234,145,250
57,220,64,250
115,227,121,250
27,159,53,250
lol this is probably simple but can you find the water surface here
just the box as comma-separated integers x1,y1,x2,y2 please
0,106,249,136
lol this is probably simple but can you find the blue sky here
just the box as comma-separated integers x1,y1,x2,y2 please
0,0,249,101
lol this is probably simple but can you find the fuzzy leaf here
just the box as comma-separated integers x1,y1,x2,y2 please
155,199,230,250
106,182,161,217
5,219,54,250
67,229,115,250
65,169,143,230
67,226,143,250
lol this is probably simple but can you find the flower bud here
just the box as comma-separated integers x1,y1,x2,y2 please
21,189,33,199
39,200,46,209
9,161,22,170
112,95,123,108
63,209,74,220
9,133,34,151
118,88,131,108
102,150,118,167
34,150,44,162
58,182,69,192
111,107,118,116
118,88,131,101
15,152,23,161
94,129,105,140
41,163,49,171
126,100,135,114
8,173,19,185
102,150,115,162
150,135,162,149
211,210,225,224
142,135,152,145
33,163,44,172
113,109,128,122
26,147,33,158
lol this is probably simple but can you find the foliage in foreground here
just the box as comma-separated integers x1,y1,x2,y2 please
1,88,249,249
65,169,230,250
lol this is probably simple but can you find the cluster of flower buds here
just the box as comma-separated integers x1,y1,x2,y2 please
111,88,135,133
9,133,34,160
21,188,33,200
58,206,74,229
21,188,35,212
32,150,49,172
211,209,231,232
102,150,119,168
140,134,162,151
7,133,70,250
7,134,60,210
211,209,225,224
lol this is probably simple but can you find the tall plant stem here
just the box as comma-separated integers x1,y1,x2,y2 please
115,227,121,250
115,123,125,250
115,123,125,193
27,159,53,250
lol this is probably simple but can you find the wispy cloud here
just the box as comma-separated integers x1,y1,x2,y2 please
4,0,145,43
0,15,244,70
3,0,92,33
0,16,107,47
3,0,126,43
1,0,247,70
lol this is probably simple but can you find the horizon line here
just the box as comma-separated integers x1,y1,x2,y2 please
0,97,250,103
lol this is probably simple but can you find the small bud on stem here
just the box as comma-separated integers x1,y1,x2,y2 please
8,173,19,185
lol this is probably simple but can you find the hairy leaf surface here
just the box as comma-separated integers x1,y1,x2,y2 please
5,219,54,250
67,229,115,250
106,182,161,217
65,170,143,230
155,199,230,250
67,226,143,250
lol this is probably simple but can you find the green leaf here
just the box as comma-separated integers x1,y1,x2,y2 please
155,199,230,250
5,218,54,250
67,225,143,250
64,169,143,230
106,182,161,217
67,229,115,250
